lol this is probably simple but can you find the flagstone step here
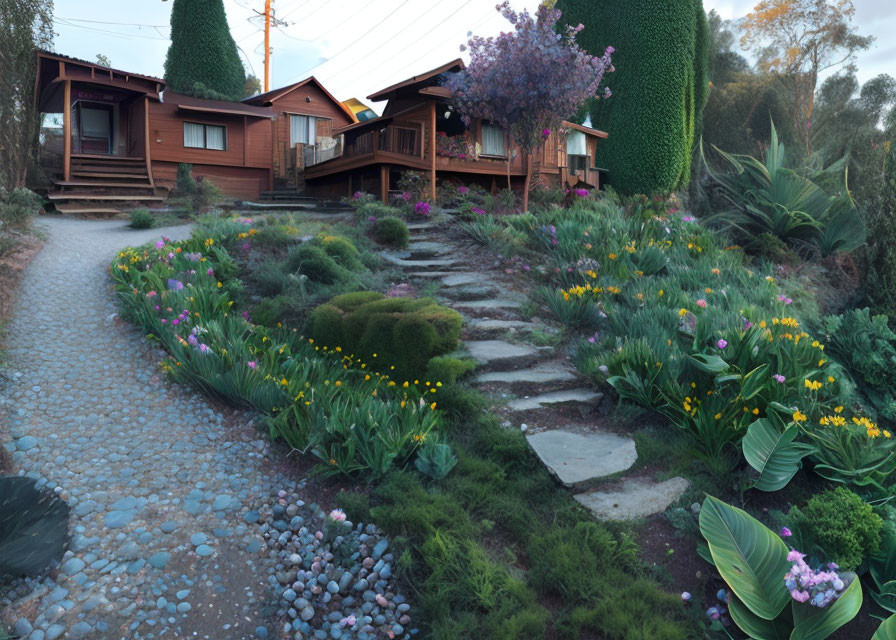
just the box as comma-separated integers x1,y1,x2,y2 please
507,388,603,412
406,241,454,256
526,429,638,487
440,284,502,302
574,477,690,521
440,272,502,288
407,271,455,279
464,319,541,339
473,361,579,387
380,253,464,271
464,340,551,368
453,298,524,312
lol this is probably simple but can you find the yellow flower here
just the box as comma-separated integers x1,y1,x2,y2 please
827,376,835,383
818,359,826,366
608,253,617,260
834,406,843,414
804,379,822,391
430,402,437,410
679,308,688,317
280,378,288,386
714,413,722,419
705,288,712,294
658,289,664,296
217,282,223,288
793,410,807,423
712,268,721,275
752,408,760,415
335,381,341,387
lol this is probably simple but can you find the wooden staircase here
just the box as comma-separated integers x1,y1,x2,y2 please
50,154,167,215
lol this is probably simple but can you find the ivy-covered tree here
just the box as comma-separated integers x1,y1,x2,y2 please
447,2,613,211
0,0,53,189
556,0,709,195
164,0,245,101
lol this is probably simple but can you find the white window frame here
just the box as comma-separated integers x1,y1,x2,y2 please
480,123,507,158
183,122,227,150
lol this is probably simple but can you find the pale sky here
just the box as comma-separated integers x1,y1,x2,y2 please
51,0,896,114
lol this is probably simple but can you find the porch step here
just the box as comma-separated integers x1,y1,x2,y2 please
55,203,121,215
47,192,165,202
72,164,149,175
53,180,155,189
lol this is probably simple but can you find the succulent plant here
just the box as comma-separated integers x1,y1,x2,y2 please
1,476,70,577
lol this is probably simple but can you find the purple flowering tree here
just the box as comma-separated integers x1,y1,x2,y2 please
446,2,614,211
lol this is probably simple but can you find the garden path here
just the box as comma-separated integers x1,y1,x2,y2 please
1,218,293,640
398,216,691,519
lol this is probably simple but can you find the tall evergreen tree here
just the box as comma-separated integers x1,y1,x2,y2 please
164,0,245,101
556,0,709,195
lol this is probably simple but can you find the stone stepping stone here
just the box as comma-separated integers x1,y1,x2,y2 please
381,254,462,270
527,429,638,486
406,221,439,230
474,362,579,386
574,477,690,521
441,284,501,302
507,388,603,412
453,298,523,311
407,271,455,279
466,319,538,335
465,340,546,367
407,241,454,256
440,273,500,288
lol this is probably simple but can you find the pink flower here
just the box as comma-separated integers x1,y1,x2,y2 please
781,527,792,537
146,291,157,298
206,268,214,276
458,186,468,194
787,550,806,563
791,589,810,603
155,240,165,248
717,339,728,349
542,128,551,138
574,188,589,197
773,374,786,383
697,299,707,309
329,509,346,522
247,361,257,369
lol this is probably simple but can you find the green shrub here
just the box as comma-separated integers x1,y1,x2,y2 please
0,187,42,232
786,486,883,572
316,234,363,271
425,356,476,385
334,490,371,524
371,216,409,248
308,292,462,379
822,308,896,422
285,244,352,285
250,295,290,326
252,261,291,297
129,208,155,229
191,177,223,213
356,201,402,220
176,162,196,194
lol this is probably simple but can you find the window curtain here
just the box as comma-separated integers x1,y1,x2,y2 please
566,130,587,156
481,124,506,156
205,125,225,150
290,115,317,145
184,122,204,148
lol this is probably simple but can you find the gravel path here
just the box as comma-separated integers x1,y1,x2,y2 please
1,217,291,639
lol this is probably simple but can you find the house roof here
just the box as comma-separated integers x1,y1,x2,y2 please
37,50,165,86
166,91,275,118
367,59,465,102
242,77,356,122
563,121,609,139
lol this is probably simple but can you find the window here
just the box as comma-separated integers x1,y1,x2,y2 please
183,122,226,150
290,114,317,146
567,130,589,172
481,124,506,157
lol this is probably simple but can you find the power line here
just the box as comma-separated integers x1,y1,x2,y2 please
281,0,413,84
323,0,478,86
54,18,169,41
57,17,169,28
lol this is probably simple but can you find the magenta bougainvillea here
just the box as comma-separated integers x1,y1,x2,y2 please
447,2,614,188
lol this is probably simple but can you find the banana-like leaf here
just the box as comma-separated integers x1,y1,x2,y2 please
729,592,792,640
690,353,730,373
699,495,791,620
741,364,771,402
873,614,896,640
870,580,896,614
743,418,814,492
790,572,862,640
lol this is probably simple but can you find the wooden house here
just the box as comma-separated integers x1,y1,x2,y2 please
303,60,608,203
242,77,356,190
34,50,275,213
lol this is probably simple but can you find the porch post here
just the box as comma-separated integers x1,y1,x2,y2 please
63,80,72,181
429,100,437,201
144,96,153,185
380,164,390,204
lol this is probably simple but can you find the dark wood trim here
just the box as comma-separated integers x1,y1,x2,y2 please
63,80,72,181
429,100,436,201
144,97,153,185
380,164,390,204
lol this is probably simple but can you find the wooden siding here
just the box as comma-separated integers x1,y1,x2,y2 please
266,82,354,181
152,161,269,199
147,101,271,169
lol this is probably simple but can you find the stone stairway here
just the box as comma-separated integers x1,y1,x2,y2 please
388,216,689,521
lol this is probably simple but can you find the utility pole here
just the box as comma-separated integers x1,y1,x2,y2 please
263,0,272,92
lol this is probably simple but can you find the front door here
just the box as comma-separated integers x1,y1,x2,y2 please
75,102,113,154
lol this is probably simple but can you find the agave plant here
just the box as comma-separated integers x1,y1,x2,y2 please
1,476,70,577
701,121,865,257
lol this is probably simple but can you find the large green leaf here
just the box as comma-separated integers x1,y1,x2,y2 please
790,572,862,640
743,418,814,491
729,592,792,640
873,615,896,640
690,353,730,373
699,495,791,619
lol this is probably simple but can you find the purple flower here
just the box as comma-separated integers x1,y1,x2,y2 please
682,215,696,223
352,191,364,199
198,343,210,354
368,216,377,223
781,527,792,537
706,606,721,620
155,240,165,249
778,294,793,305
458,186,468,194
206,268,214,276
472,207,486,215
247,361,257,369
167,279,184,291
188,334,198,346
574,188,589,197
717,339,728,349
773,374,786,384
717,589,728,603
414,201,431,216
681,592,692,602
542,128,551,138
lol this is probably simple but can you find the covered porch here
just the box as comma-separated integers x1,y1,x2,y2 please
35,51,165,212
